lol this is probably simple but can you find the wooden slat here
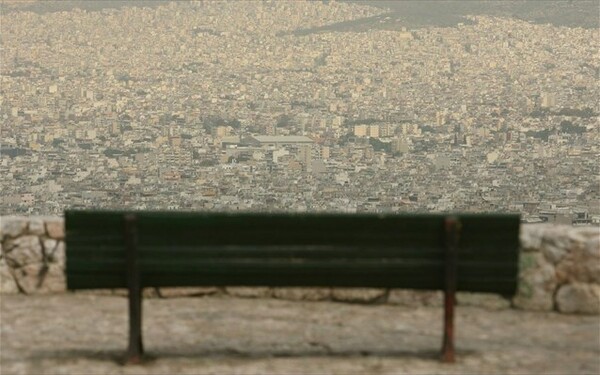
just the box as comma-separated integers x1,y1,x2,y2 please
67,257,516,271
65,212,519,252
66,246,515,265
66,259,517,292
138,245,514,259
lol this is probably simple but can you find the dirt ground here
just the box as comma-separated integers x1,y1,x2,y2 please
1,294,598,375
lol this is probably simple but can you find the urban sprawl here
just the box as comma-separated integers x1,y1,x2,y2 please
1,1,599,225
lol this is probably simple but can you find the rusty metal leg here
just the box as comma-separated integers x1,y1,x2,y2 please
127,285,143,364
125,214,143,364
441,216,460,363
441,288,456,363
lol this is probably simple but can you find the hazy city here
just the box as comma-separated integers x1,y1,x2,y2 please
1,3,600,375
1,0,599,225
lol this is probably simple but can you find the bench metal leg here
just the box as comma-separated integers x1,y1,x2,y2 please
441,216,460,363
441,289,456,362
127,288,143,364
125,214,144,364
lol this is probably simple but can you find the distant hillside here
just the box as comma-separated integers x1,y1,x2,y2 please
0,0,170,14
344,0,599,29
2,0,597,30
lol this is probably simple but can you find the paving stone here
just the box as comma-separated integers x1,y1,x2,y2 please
1,294,598,375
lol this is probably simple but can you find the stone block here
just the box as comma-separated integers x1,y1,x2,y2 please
457,292,511,310
583,235,600,258
0,258,19,294
2,238,16,253
513,253,556,311
73,289,115,296
519,225,545,252
38,263,66,293
1,218,28,238
225,287,272,298
555,247,600,284
331,288,386,303
568,227,599,245
42,238,58,260
48,241,65,267
76,288,160,297
541,226,570,264
143,288,161,298
42,238,58,254
28,218,46,236
46,220,65,240
4,235,43,267
272,287,331,301
387,289,443,307
556,283,600,315
11,263,45,294
112,289,129,297
42,239,65,268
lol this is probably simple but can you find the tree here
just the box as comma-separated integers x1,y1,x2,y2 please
276,114,292,128
560,120,586,134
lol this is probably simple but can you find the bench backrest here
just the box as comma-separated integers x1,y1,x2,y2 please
65,211,520,295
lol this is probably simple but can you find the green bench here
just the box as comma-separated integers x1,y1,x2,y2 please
65,210,520,363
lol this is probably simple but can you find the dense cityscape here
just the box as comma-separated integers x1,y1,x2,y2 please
1,1,599,225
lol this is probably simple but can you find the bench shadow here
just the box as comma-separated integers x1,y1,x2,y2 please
30,347,477,366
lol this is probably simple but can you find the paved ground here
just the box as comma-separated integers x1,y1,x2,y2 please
1,294,599,375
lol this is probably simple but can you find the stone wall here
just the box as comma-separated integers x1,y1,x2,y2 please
1,217,65,295
1,216,598,314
